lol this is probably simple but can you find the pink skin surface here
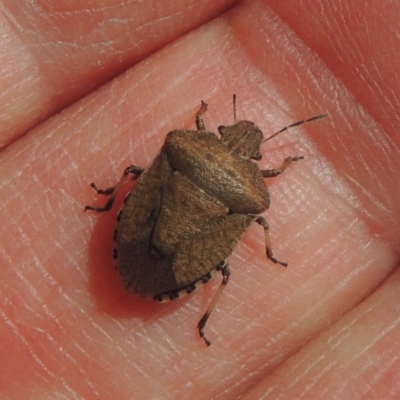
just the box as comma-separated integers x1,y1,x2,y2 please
1,0,399,398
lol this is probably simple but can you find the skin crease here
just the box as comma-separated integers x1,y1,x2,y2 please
0,0,400,398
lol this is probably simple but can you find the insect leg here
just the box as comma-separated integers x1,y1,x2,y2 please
197,263,230,346
85,165,144,212
255,216,288,267
195,100,208,131
262,156,304,178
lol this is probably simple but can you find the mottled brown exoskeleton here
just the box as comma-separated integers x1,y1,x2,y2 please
85,96,328,346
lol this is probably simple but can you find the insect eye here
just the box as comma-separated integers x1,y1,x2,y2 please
252,152,262,161
218,125,227,136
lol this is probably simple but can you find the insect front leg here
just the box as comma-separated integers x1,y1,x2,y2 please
85,165,144,212
255,216,288,267
262,156,304,178
195,100,208,131
198,262,230,346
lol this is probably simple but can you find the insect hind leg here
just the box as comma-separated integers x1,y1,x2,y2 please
198,262,230,346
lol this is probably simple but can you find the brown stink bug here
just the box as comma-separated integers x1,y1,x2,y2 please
85,96,328,346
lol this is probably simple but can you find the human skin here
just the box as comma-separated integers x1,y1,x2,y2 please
1,0,400,399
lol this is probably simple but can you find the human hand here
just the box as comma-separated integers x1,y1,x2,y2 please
1,1,399,398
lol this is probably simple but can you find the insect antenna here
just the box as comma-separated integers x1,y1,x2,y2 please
262,112,329,143
232,94,237,122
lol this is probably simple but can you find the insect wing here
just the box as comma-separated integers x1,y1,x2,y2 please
172,213,256,287
116,151,176,296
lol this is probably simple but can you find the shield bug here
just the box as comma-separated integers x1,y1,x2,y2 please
85,96,328,346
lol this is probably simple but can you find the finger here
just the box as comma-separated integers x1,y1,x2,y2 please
0,0,233,149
